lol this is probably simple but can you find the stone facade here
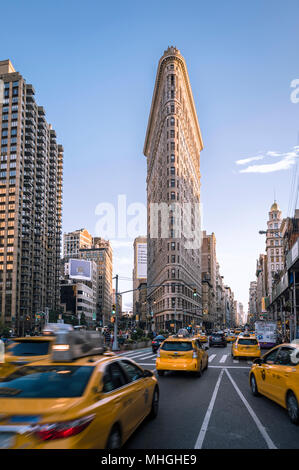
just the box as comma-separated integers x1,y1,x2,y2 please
144,46,203,331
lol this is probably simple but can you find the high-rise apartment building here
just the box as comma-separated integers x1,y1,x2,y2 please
144,47,203,331
0,60,63,334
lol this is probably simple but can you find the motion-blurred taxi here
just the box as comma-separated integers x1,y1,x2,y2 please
0,329,159,449
232,334,261,359
0,336,56,378
249,343,299,424
156,333,208,377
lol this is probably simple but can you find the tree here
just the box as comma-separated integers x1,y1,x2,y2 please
0,320,11,337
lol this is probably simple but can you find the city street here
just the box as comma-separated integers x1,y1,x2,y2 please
118,345,299,449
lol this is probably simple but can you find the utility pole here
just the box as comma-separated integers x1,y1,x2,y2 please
112,274,119,351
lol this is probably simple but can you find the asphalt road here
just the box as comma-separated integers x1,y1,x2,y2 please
117,344,299,449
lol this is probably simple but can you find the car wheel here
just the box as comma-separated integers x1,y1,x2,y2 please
195,363,202,377
157,370,164,377
205,358,209,370
148,386,159,419
250,374,260,397
106,425,122,449
287,392,299,424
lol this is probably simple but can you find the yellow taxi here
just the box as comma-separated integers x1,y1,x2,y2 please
0,336,55,378
0,329,159,448
231,334,261,359
225,331,236,343
156,333,208,377
249,343,299,424
196,332,208,343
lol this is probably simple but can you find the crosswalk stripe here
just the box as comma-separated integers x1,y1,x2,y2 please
208,354,216,363
219,355,228,363
233,359,239,363
135,353,156,360
120,350,151,358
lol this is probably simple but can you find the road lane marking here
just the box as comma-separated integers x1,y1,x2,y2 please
219,355,228,363
208,354,216,363
233,359,239,363
194,369,224,449
225,369,277,449
209,366,250,369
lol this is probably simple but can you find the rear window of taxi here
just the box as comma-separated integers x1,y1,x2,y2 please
7,340,50,356
161,341,193,351
0,365,94,398
238,338,258,345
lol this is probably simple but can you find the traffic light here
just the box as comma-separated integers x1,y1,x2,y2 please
112,304,116,314
111,316,115,323
193,288,197,297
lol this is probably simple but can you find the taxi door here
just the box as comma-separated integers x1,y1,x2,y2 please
272,347,298,406
98,361,137,445
257,347,279,397
119,360,150,431
195,339,207,369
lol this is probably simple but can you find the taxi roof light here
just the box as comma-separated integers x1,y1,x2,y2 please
42,323,74,336
51,330,106,362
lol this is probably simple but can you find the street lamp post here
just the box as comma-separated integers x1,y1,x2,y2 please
112,275,119,351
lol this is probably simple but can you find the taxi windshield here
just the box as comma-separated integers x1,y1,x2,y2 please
0,366,93,398
238,339,258,345
7,341,50,356
161,341,192,351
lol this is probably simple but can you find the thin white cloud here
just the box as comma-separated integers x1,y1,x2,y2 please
236,155,264,165
238,146,299,174
266,151,281,157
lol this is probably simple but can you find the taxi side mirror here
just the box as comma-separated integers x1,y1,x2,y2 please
253,358,262,365
143,369,153,378
92,386,102,395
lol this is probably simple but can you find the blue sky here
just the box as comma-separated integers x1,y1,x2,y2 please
1,0,299,311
